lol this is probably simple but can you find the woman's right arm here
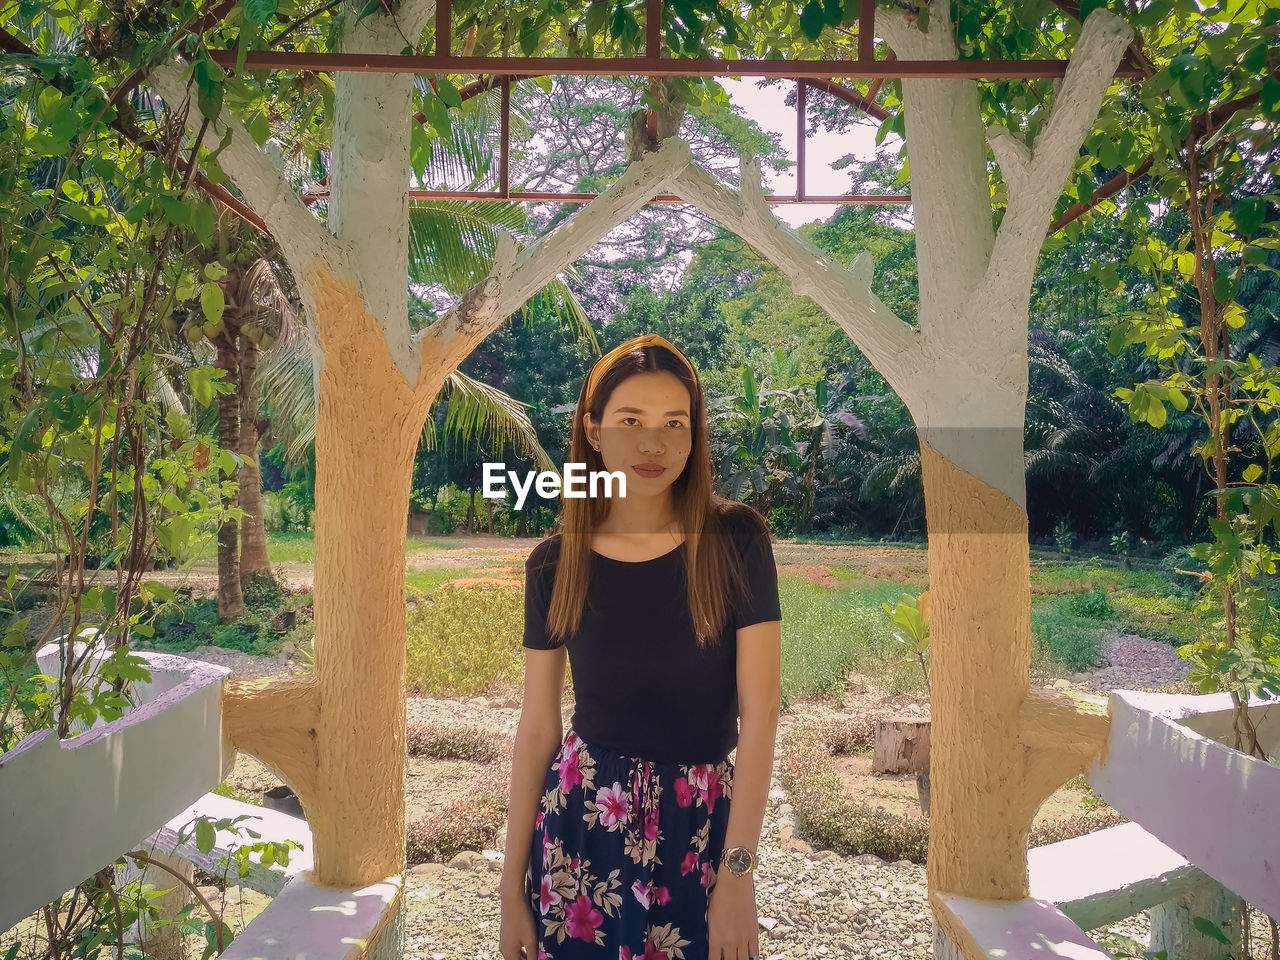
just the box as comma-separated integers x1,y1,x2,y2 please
500,645,567,901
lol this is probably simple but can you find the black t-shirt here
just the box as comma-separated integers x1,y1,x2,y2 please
522,505,782,764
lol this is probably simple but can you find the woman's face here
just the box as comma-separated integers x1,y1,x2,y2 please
584,371,693,495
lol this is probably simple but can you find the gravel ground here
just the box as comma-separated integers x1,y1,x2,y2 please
153,642,1242,960
402,777,935,960
1066,631,1193,694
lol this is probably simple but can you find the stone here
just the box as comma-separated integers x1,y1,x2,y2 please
447,851,486,871
409,862,446,877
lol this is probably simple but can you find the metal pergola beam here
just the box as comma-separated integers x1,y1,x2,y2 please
301,190,912,206
205,49,1146,79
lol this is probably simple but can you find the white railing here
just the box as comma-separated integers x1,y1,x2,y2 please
1,640,405,960
935,689,1280,960
0,643,232,929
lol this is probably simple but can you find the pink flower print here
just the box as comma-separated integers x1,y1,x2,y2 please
571,855,580,872
534,810,545,830
539,946,550,960
701,861,715,888
704,771,724,811
679,851,699,876
643,938,671,960
631,878,651,909
538,874,562,915
651,885,671,906
566,730,581,751
596,782,630,827
620,947,633,960
673,777,694,807
643,805,660,842
565,894,605,942
559,749,583,792
687,765,710,800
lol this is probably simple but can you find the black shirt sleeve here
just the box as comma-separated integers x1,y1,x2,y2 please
523,539,557,650
731,510,783,631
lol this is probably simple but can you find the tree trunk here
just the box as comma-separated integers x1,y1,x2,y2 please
238,334,271,576
920,438,1031,899
217,333,244,622
307,266,420,886
872,716,932,774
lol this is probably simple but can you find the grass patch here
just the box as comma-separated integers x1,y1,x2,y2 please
779,577,928,707
1030,609,1107,672
404,567,491,595
148,574,308,657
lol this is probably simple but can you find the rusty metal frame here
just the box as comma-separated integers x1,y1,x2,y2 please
209,0,1144,208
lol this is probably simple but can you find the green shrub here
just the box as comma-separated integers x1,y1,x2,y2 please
210,610,278,656
151,597,282,656
1065,589,1112,620
1029,810,1127,847
407,721,501,762
779,721,929,863
1032,614,1105,671
405,759,511,865
405,582,523,696
241,569,288,611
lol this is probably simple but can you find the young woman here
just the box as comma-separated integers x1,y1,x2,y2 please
499,333,783,960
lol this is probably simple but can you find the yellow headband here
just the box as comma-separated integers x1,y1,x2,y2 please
584,333,697,409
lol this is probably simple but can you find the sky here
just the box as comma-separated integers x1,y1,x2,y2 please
720,77,904,229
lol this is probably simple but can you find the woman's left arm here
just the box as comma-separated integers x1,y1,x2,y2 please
708,618,782,959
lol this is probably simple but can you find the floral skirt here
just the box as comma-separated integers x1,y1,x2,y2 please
523,727,735,960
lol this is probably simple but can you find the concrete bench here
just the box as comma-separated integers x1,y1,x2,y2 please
932,893,1114,960
1029,820,1211,931
145,790,314,897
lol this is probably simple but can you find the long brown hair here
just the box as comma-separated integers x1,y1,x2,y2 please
534,339,768,650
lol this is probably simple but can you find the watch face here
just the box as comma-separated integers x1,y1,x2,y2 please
728,848,751,872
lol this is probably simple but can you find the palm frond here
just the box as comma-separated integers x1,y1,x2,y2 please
422,371,557,473
407,200,528,292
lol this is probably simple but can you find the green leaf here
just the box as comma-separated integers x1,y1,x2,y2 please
246,110,270,145
199,283,225,324
188,366,229,407
1191,917,1231,945
519,16,540,55
195,818,217,855
353,0,380,26
1235,196,1268,236
1078,0,1109,19
798,0,824,39
243,0,278,24
418,88,451,137
435,77,461,108
585,1,610,37
1260,77,1280,120
822,0,843,27
1243,464,1263,483
144,581,177,602
193,57,224,122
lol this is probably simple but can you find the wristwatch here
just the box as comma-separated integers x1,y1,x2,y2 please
719,845,757,876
